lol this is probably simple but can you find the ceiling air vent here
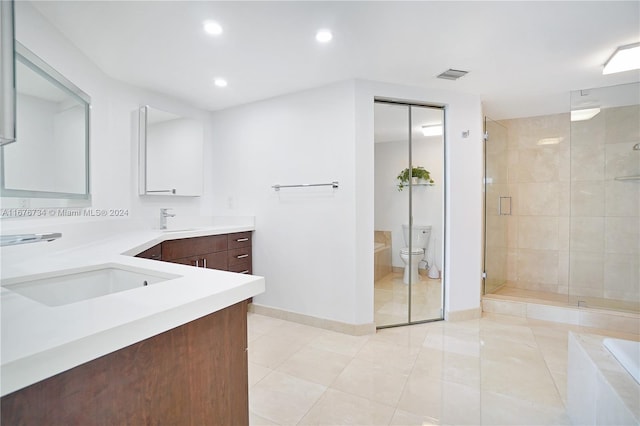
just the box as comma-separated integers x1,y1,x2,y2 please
437,69,469,80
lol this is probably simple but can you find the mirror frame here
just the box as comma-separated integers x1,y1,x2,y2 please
1,41,91,200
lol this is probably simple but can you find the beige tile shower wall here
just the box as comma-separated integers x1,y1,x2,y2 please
570,105,639,302
570,109,606,299
603,106,639,301
501,106,640,302
501,113,571,295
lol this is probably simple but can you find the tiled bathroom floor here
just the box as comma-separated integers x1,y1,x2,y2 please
374,272,443,326
247,311,640,425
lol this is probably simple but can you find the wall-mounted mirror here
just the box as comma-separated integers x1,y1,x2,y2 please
1,42,90,199
139,105,203,197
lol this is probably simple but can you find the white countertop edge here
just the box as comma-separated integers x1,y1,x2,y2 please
1,276,264,396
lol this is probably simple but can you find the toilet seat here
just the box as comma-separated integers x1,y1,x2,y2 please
400,247,423,255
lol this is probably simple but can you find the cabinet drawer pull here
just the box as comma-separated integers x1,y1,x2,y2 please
203,258,207,268
150,254,161,260
236,238,249,242
240,270,250,274
236,254,249,259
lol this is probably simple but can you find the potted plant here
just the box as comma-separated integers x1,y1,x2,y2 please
397,166,434,191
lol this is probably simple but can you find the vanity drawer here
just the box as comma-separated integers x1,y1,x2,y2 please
167,252,227,270
227,232,251,250
228,247,252,267
162,235,227,261
228,260,252,275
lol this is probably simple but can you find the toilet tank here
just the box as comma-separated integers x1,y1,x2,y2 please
402,224,432,249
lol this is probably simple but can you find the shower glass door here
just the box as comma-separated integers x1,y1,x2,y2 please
568,82,640,313
484,117,509,294
374,100,445,328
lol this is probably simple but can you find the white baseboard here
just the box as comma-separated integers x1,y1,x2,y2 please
248,303,376,336
446,307,482,321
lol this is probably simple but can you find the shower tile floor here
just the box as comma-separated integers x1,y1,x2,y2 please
374,271,443,326
247,310,639,425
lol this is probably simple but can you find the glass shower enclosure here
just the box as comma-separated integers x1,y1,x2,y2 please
483,81,640,315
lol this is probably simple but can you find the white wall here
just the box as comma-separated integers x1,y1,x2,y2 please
210,81,358,324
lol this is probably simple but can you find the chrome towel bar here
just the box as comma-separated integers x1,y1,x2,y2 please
272,181,339,191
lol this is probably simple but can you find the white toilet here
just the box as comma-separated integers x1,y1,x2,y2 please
399,224,432,284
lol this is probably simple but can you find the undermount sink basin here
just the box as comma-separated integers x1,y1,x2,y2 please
2,264,181,307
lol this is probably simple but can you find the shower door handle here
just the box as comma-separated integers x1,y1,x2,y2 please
498,196,512,216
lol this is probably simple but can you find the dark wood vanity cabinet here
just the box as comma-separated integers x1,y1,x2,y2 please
1,301,249,425
135,232,252,275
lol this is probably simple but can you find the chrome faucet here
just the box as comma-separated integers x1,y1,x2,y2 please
159,208,175,230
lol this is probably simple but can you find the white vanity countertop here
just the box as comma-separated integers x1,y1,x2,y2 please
0,225,264,397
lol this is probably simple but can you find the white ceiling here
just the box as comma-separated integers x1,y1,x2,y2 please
28,1,640,120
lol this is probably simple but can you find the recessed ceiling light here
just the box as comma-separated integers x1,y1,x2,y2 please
603,42,640,75
316,30,333,43
571,108,600,121
213,78,228,88
204,21,223,36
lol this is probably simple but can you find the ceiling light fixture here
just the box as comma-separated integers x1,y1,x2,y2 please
203,21,223,36
421,125,443,136
571,107,600,122
603,42,640,75
316,30,333,43
213,78,228,88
